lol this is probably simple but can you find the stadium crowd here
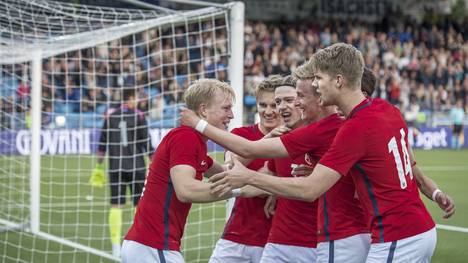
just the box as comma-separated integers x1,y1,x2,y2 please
243,19,468,124
0,18,467,128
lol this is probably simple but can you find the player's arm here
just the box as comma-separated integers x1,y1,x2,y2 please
180,108,288,158
89,115,109,187
410,147,455,218
170,164,238,203
204,161,227,178
209,159,340,201
96,116,109,164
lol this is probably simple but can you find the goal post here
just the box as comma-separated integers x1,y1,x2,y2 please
0,0,244,262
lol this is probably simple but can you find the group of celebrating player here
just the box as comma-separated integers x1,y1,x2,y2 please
100,43,456,263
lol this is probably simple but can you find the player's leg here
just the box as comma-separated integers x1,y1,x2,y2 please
260,243,317,263
109,171,126,257
317,233,370,263
209,239,252,263
121,240,185,263
451,128,458,149
366,227,436,263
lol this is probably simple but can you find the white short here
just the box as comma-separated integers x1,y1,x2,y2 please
317,233,371,263
121,240,185,263
260,243,317,263
209,239,264,263
366,227,436,263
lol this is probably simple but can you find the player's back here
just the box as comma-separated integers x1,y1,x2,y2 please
323,98,434,243
103,105,148,171
125,126,212,251
222,124,272,247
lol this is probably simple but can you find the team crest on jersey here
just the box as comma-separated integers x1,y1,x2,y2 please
200,160,207,167
304,153,313,166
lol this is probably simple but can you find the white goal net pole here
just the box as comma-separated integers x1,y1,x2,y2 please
226,1,245,220
30,50,42,235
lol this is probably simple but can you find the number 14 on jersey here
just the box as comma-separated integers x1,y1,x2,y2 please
388,128,413,189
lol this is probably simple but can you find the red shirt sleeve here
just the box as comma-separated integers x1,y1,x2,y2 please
207,155,214,169
280,124,319,159
319,121,366,176
168,130,200,169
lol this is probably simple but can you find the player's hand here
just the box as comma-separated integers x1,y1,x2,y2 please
89,163,106,188
264,196,276,219
434,191,455,219
209,159,252,197
291,164,314,177
179,107,200,128
264,125,291,138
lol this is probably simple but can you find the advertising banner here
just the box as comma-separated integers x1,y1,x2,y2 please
0,126,466,156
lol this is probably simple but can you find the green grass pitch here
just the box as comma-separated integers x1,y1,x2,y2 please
0,150,467,262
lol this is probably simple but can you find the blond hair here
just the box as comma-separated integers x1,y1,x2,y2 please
255,75,284,98
310,43,364,89
292,62,315,80
184,79,235,111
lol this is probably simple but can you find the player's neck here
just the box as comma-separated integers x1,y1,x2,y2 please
338,90,366,117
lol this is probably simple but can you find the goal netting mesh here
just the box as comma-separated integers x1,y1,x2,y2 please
0,0,243,262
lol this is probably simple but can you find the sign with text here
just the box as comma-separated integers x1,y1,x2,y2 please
0,128,223,156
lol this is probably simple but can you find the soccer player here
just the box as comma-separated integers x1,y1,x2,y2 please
259,75,318,263
180,66,370,263
208,43,446,262
209,75,281,263
121,79,257,263
450,99,465,149
91,88,152,257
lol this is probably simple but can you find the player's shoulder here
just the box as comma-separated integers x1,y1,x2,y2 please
167,126,200,139
159,126,203,150
231,124,260,137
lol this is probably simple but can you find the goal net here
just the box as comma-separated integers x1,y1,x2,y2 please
0,0,244,262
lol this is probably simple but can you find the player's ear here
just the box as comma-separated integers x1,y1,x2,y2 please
335,74,344,89
198,103,208,118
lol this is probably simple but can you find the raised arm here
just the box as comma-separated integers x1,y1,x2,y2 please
180,108,288,159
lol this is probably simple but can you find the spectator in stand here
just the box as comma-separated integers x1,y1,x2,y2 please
450,99,465,149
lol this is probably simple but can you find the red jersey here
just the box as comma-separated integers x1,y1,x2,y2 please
320,98,435,243
222,124,272,247
267,156,318,248
280,114,369,242
125,126,213,251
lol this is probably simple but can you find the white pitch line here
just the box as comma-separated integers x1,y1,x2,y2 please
436,224,468,234
420,166,468,171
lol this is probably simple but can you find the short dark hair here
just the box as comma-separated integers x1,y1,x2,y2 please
122,88,137,101
361,67,376,96
281,75,296,88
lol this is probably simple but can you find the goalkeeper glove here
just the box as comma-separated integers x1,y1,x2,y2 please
89,163,106,187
